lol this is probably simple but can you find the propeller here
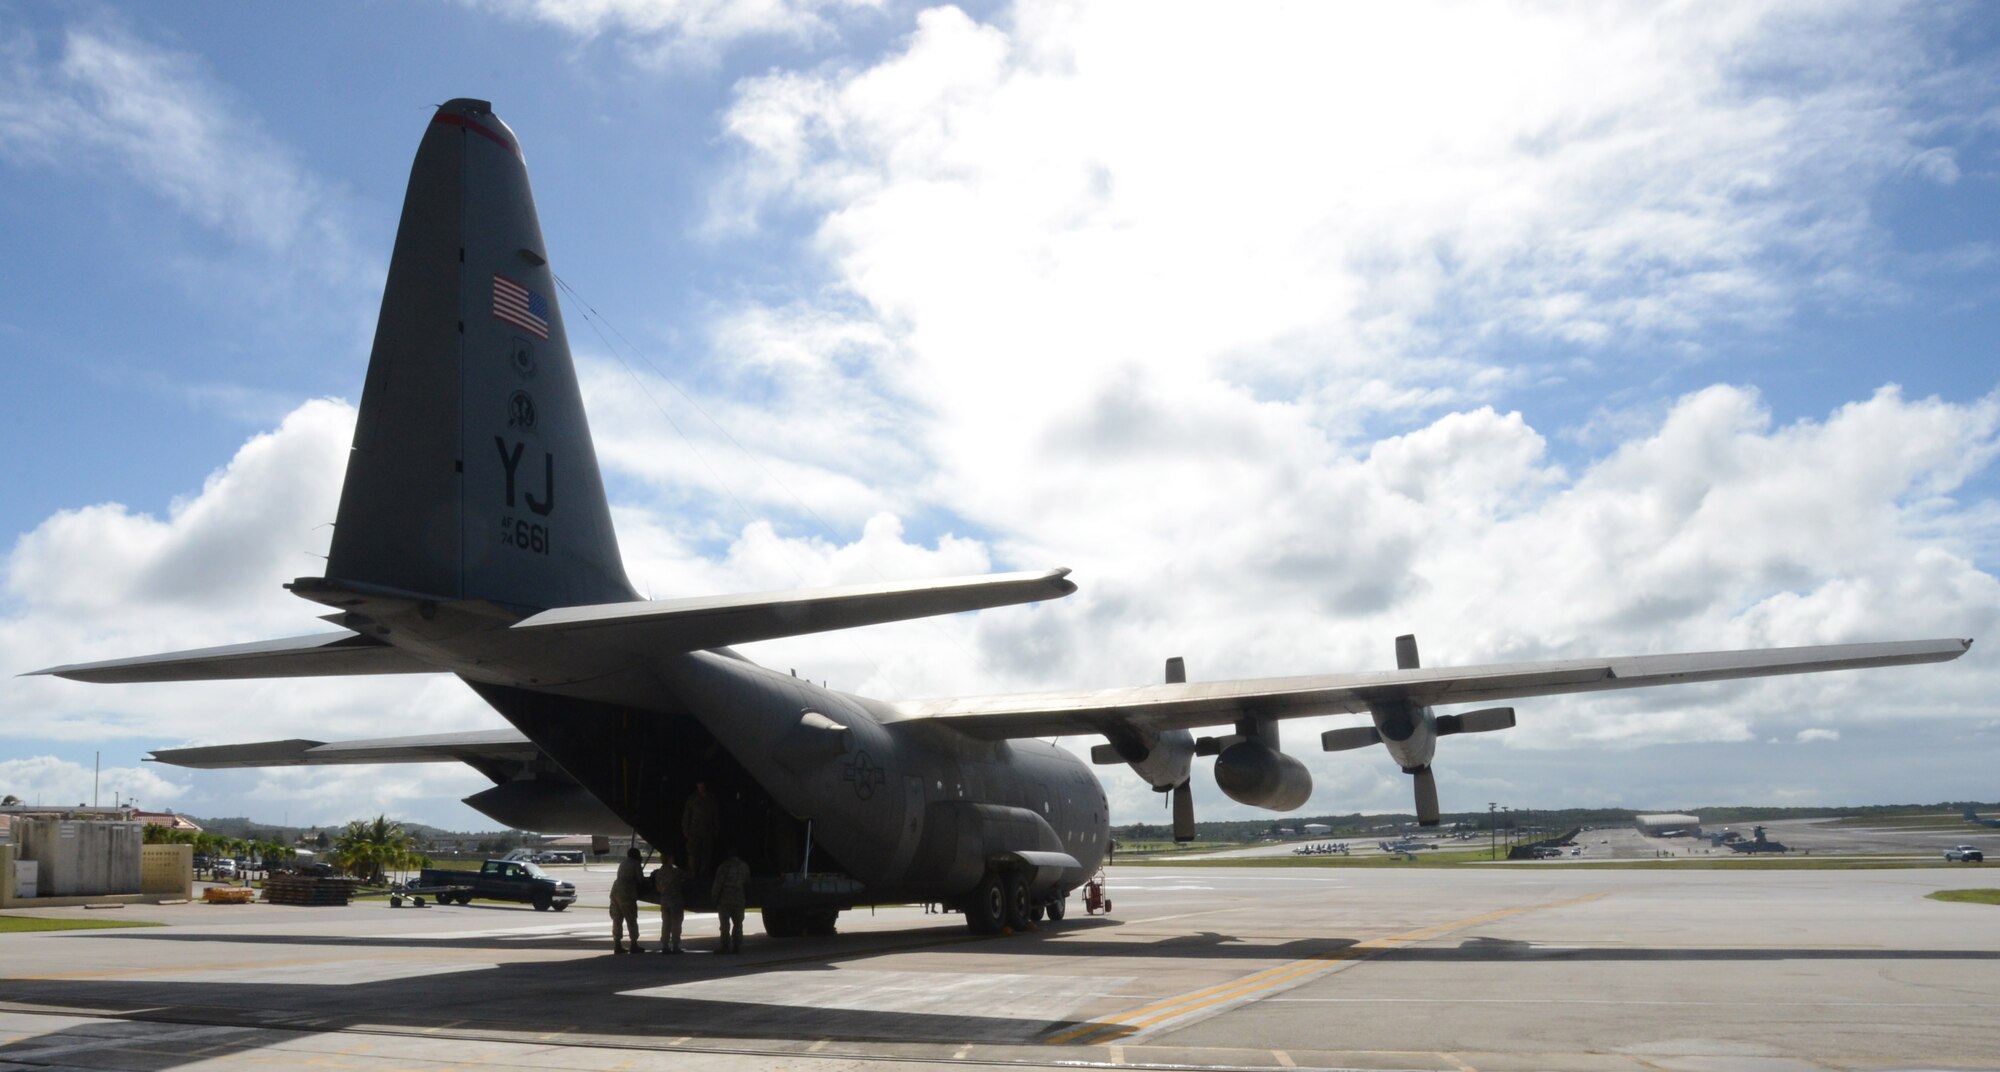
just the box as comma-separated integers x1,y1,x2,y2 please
1322,634,1520,826
1166,657,1196,842
1395,636,1442,826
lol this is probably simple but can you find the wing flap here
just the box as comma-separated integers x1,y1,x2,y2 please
512,568,1075,652
898,638,1971,740
28,632,440,684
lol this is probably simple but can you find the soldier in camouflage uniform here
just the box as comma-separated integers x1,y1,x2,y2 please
609,846,644,954
711,849,750,954
654,853,687,954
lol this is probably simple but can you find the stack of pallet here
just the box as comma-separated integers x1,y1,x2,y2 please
202,886,256,904
261,875,365,906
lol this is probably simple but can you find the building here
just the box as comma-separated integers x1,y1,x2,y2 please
132,812,204,836
1634,813,1701,837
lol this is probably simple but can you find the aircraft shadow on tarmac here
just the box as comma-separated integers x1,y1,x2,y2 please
0,953,1118,1057
47,913,2000,967
9,919,2000,1063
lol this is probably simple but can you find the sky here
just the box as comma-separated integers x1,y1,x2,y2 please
3,0,1997,833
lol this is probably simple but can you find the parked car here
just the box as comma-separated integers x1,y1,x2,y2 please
211,858,239,879
1944,845,1985,863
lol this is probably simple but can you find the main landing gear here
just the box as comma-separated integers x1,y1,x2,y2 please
960,869,1071,934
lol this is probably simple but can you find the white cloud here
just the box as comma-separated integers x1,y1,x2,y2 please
1796,728,1840,743
474,0,884,62
0,755,187,810
1,400,496,755
0,26,350,256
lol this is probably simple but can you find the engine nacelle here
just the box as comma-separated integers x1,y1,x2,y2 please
1213,740,1312,811
1090,726,1194,792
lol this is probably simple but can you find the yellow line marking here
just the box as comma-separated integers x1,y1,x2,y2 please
1046,892,1606,1045
1439,1051,1478,1072
1273,1048,1296,1067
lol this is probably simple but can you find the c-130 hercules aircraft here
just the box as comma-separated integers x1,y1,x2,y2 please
35,99,1971,935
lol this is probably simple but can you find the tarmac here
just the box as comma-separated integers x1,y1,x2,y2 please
2,834,1997,1071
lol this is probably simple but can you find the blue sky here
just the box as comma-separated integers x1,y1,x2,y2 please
3,1,1997,830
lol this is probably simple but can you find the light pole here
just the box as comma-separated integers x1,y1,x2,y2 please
1489,802,1497,860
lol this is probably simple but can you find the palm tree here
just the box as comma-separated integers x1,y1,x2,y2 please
334,815,418,884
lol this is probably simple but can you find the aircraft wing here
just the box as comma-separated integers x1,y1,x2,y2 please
892,638,1973,739
28,632,439,684
31,569,1075,684
149,728,538,768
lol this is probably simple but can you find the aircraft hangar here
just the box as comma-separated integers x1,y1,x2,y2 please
1633,812,1701,836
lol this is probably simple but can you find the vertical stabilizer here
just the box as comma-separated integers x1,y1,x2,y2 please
327,99,635,612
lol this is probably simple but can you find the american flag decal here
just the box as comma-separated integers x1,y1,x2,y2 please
493,275,550,339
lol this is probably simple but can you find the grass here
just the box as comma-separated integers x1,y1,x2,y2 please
1827,814,1985,831
1115,841,1237,854
0,914,164,933
1122,846,1507,867
1927,889,2000,905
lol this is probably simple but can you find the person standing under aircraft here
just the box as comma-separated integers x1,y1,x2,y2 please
609,847,644,954
712,849,750,954
683,782,719,881
655,853,687,954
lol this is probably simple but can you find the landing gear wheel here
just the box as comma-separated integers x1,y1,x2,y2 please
1002,872,1032,931
965,872,1007,934
1045,894,1066,921
763,909,806,937
805,909,839,936
1028,903,1045,923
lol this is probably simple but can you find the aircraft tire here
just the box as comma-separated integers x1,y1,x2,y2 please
762,909,805,937
1002,872,1032,931
965,872,1008,934
805,909,839,936
1045,894,1066,921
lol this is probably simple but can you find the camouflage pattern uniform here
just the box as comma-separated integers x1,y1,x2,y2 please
609,849,643,954
654,859,687,953
711,854,750,953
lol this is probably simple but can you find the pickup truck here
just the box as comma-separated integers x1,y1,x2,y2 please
416,860,577,910
1944,845,1985,863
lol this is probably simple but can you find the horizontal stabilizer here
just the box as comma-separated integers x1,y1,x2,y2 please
512,568,1076,652
151,728,537,768
28,632,439,684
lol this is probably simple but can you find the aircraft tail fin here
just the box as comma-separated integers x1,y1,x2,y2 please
325,98,635,612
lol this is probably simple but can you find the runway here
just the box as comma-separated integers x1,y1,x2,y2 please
2,862,1997,1071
